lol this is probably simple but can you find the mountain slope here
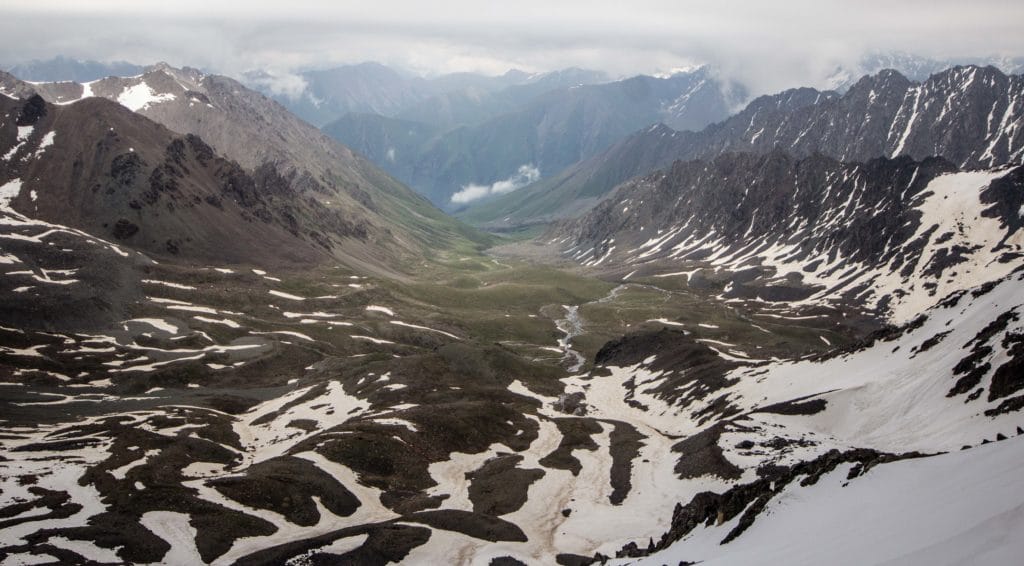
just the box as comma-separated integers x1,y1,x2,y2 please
5,57,1024,566
3,224,1021,564
321,113,442,179
0,94,349,266
0,64,494,268
826,50,1024,91
460,89,831,229
547,150,1023,322
467,65,1024,230
632,435,1024,566
681,65,1024,169
582,269,1024,564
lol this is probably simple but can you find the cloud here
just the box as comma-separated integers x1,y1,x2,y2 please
450,184,490,204
0,1,1022,98
243,70,308,99
451,164,540,204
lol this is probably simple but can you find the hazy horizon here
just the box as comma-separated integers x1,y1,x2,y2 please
3,0,1024,97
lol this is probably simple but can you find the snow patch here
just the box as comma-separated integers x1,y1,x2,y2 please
117,82,176,112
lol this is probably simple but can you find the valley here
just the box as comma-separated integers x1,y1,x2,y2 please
1,33,1023,566
0,230,859,564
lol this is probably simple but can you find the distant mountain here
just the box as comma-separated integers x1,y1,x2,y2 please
7,55,144,83
825,52,961,92
395,68,612,129
547,150,1024,322
466,65,1024,230
663,65,1024,169
245,62,431,128
327,67,742,208
322,113,442,176
826,51,1024,91
0,64,493,271
246,63,610,128
457,123,722,230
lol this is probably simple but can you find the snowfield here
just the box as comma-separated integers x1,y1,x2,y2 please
624,435,1024,566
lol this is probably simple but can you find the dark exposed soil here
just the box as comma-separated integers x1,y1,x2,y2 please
466,454,545,516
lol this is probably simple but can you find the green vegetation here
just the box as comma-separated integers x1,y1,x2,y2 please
132,242,855,388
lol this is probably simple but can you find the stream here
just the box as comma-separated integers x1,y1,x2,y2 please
555,305,586,373
553,285,630,373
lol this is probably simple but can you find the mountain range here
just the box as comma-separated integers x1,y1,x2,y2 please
324,67,744,208
1,50,1023,566
466,65,1024,230
548,150,1023,321
5,55,145,83
0,63,492,273
245,62,611,129
826,51,1024,91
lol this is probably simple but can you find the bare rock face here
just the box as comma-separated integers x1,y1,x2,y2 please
15,94,47,126
0,95,337,266
553,391,588,415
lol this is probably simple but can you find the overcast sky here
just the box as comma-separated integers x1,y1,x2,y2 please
3,0,1023,94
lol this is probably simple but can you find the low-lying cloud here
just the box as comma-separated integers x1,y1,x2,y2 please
451,164,540,204
243,70,309,100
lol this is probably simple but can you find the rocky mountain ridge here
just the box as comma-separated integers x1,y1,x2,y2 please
548,149,1024,322
0,64,493,271
0,94,363,267
467,65,1024,230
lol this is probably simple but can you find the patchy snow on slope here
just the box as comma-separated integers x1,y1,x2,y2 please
125,318,180,335
269,290,305,301
165,304,219,315
192,315,240,328
351,335,395,345
282,311,338,319
0,179,23,206
627,436,1024,566
46,536,122,564
0,178,133,259
0,433,111,549
240,381,371,464
611,273,1023,453
252,330,314,342
646,318,688,328
390,320,460,340
52,80,97,105
3,126,33,161
141,279,196,290
139,512,205,564
578,166,1023,324
34,130,56,157
364,305,395,316
116,82,176,112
